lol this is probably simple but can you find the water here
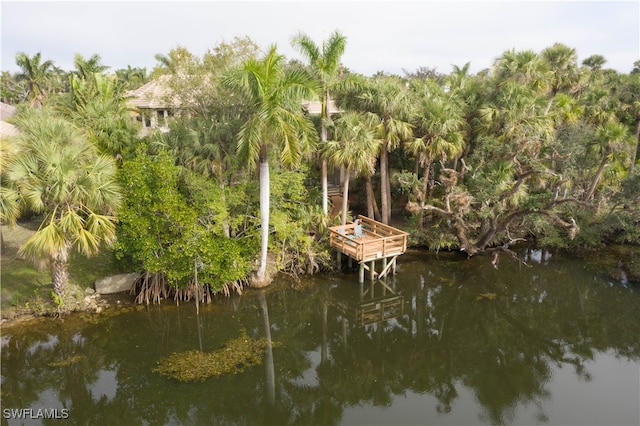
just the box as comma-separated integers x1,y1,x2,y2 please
2,250,639,425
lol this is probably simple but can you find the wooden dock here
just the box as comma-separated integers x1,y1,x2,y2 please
329,215,408,283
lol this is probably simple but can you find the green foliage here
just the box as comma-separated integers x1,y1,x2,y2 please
14,51,57,106
269,167,332,274
53,72,139,158
115,147,256,292
8,41,638,270
51,290,64,308
392,170,421,201
600,211,640,244
10,292,22,307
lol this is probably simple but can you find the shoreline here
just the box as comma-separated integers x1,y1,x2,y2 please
1,285,134,327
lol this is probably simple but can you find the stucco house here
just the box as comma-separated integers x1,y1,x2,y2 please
0,102,18,138
127,75,342,136
126,75,177,136
301,98,341,116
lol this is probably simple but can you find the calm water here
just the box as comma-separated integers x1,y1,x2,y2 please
2,250,639,426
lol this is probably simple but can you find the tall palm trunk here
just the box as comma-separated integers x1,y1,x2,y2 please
365,174,380,220
420,161,432,203
51,245,70,297
585,148,611,201
417,161,433,228
340,169,351,226
257,156,270,280
380,145,390,224
321,102,329,215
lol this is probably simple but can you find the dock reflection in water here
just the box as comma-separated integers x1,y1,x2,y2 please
1,250,639,425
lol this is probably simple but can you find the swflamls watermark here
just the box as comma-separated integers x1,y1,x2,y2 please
2,408,69,420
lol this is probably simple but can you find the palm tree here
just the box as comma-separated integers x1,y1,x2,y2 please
582,55,607,71
151,46,196,77
0,137,23,249
14,52,56,106
407,80,466,210
72,53,109,80
115,65,148,91
493,49,548,94
6,107,121,297
291,30,347,215
540,43,579,114
582,86,618,127
445,63,486,174
322,112,379,225
584,121,632,200
358,77,414,224
59,72,138,158
540,43,578,97
617,72,640,176
223,46,318,283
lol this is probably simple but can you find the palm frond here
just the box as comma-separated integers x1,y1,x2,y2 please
18,219,66,260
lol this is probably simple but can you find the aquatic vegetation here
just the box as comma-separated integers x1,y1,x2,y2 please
476,292,497,301
48,355,85,367
154,331,272,382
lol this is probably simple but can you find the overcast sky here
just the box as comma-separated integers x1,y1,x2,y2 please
2,1,639,77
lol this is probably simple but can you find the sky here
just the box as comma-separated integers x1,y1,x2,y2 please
1,0,639,77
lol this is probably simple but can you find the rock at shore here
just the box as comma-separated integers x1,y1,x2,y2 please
95,273,140,294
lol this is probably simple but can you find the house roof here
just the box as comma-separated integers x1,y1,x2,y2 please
1,102,16,121
126,75,178,109
0,121,18,138
126,75,341,116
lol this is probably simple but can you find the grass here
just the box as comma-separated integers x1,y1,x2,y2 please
1,217,126,318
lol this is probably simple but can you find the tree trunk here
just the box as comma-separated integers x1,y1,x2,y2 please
365,174,380,220
320,101,329,215
341,169,351,226
257,158,270,280
51,246,70,297
585,150,610,201
417,161,432,228
380,145,390,224
385,152,392,223
321,159,328,215
629,117,640,177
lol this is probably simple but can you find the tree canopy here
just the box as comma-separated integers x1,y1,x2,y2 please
2,37,640,302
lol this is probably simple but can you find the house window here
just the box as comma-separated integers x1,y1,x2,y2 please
157,110,166,127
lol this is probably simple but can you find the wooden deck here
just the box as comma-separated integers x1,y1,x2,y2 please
329,215,408,263
329,215,408,282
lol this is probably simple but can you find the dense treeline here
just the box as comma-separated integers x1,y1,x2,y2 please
2,34,639,303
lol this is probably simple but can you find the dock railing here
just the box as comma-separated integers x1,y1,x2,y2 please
328,215,408,263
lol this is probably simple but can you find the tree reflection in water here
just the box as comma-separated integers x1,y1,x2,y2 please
1,251,639,425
